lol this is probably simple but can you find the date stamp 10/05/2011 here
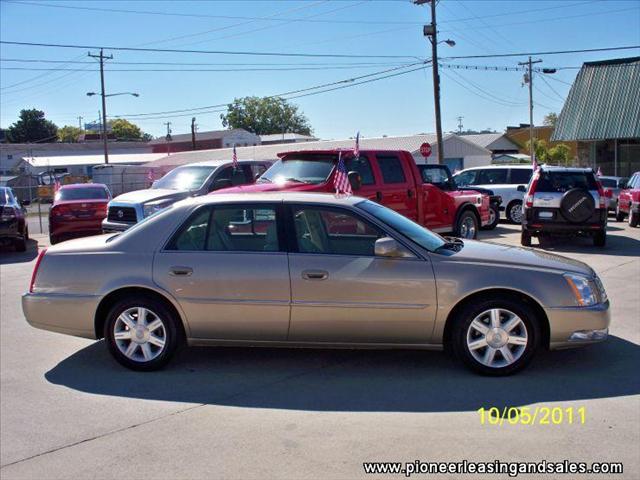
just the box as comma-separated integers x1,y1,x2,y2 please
478,406,586,426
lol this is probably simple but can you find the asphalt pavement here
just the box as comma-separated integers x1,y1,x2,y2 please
1,222,638,479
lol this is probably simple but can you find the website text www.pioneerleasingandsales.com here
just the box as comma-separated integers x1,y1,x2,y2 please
363,459,623,477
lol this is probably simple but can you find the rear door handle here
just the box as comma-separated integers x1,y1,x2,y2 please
170,266,193,276
302,270,329,281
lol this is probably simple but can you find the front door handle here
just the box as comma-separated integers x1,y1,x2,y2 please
302,270,329,281
170,266,193,276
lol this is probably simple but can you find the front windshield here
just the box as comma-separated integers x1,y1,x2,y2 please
357,200,446,252
259,156,334,185
153,166,215,191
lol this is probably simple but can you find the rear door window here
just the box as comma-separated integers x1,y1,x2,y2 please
509,168,533,184
536,171,599,192
478,169,508,185
454,170,477,186
376,155,406,184
345,155,375,185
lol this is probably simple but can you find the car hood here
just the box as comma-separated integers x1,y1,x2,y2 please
110,188,189,204
214,182,326,194
443,239,594,276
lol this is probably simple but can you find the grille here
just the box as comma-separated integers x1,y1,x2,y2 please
107,206,137,223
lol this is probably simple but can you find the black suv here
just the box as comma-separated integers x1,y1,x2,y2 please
521,166,607,247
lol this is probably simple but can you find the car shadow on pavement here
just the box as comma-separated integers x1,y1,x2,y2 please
536,230,640,257
45,335,640,412
0,239,39,264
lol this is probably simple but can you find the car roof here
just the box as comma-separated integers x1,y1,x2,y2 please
539,165,593,173
177,159,265,168
59,183,108,189
182,192,365,208
458,164,533,172
598,175,625,180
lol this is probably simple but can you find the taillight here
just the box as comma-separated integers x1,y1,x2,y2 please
51,205,72,218
29,248,47,293
604,188,613,198
0,206,17,221
525,172,540,208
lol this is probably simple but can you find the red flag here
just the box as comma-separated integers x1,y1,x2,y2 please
232,144,238,170
333,151,353,195
354,131,360,158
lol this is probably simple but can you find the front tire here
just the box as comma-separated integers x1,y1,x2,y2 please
481,204,500,230
455,210,479,239
615,203,625,222
506,201,523,224
630,211,639,228
104,296,180,371
451,298,540,376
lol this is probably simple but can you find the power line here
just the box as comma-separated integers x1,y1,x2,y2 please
0,58,415,67
0,40,423,60
538,74,566,102
442,45,640,60
0,65,419,73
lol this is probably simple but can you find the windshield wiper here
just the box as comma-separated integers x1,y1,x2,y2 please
284,178,310,184
257,177,272,184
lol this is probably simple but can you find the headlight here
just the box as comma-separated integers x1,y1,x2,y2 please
143,200,172,218
564,273,599,307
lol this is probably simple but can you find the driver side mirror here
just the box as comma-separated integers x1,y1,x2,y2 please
517,185,526,192
210,178,233,192
374,237,414,258
348,171,362,191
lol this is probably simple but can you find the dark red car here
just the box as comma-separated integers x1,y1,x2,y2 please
615,171,640,227
49,184,111,244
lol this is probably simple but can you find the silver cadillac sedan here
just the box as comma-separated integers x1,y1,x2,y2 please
23,193,610,375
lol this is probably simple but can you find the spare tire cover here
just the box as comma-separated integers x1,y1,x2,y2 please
560,188,595,223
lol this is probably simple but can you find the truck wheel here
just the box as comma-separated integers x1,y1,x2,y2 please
451,298,540,376
630,211,639,228
593,229,606,247
506,201,523,224
520,229,532,247
456,210,478,239
615,203,625,222
481,204,500,230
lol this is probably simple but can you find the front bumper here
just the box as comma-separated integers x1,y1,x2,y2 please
546,301,610,349
22,292,98,339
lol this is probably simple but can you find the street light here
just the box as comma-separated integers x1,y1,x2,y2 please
85,91,140,164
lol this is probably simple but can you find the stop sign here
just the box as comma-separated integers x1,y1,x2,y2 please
420,142,432,158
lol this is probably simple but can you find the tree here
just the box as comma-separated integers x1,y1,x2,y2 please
58,125,84,143
108,118,143,140
548,143,573,166
6,109,58,143
525,139,549,163
543,112,558,127
220,96,312,135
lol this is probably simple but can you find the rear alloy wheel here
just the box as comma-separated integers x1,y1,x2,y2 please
593,229,606,247
520,229,532,247
506,201,523,224
105,296,179,371
452,299,539,375
630,210,639,228
615,203,625,222
481,204,500,230
456,210,478,239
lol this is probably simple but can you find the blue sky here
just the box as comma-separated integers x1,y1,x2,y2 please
1,0,639,140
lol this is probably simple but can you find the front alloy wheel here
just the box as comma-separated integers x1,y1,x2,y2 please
105,296,179,371
507,201,523,224
456,211,478,239
452,299,539,375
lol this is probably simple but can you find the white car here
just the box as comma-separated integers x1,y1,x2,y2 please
454,165,533,223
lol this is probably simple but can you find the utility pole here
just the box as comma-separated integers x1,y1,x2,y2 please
78,116,83,130
457,116,464,134
164,122,172,156
519,57,542,165
191,117,197,150
88,49,113,164
416,0,447,164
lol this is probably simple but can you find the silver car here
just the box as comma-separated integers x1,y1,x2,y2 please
23,193,610,375
598,176,628,211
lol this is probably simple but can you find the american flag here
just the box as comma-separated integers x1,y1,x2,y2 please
354,131,360,158
532,155,538,172
596,166,603,176
334,151,352,195
53,178,61,192
232,144,238,170
147,169,154,183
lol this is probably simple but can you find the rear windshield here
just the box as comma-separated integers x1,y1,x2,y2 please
56,187,109,201
535,171,598,193
259,155,334,185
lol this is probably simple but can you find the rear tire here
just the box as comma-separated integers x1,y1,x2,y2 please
451,298,540,376
481,204,500,230
506,201,523,224
104,295,180,371
615,203,625,222
49,235,58,245
593,229,606,247
520,229,532,247
630,211,639,228
455,210,479,239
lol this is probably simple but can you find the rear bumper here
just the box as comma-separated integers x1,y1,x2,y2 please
524,223,606,234
546,301,610,349
50,218,104,238
22,292,98,339
0,221,24,242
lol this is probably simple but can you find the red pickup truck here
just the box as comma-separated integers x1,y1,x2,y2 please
218,149,490,239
